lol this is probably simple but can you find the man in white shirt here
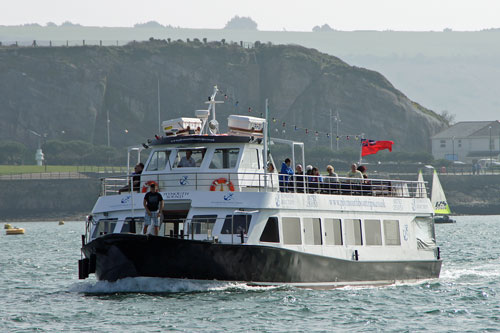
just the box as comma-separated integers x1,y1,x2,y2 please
178,150,196,167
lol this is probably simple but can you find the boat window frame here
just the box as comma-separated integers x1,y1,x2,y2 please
209,147,241,170
344,219,363,246
364,219,383,246
324,218,343,245
282,217,302,245
259,216,280,243
221,214,253,235
92,218,118,238
172,147,208,169
145,149,173,172
383,219,401,246
303,217,322,245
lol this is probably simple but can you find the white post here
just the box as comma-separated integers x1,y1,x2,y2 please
157,77,161,135
106,109,110,147
263,99,269,190
359,133,365,165
329,109,333,151
336,110,340,151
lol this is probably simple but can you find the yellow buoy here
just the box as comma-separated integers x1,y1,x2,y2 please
59,221,65,225
4,224,12,229
6,228,25,235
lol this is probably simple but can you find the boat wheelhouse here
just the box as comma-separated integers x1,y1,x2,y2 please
79,87,441,287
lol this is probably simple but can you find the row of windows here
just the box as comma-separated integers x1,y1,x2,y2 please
439,139,463,148
260,217,401,247
146,147,262,172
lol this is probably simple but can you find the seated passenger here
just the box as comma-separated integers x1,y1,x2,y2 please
295,164,304,193
308,167,322,193
323,165,339,194
357,165,372,196
279,158,294,192
178,150,196,167
118,163,144,193
347,163,364,194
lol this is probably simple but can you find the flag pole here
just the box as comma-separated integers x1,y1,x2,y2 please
359,133,364,165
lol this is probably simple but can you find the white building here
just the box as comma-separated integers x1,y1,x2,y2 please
431,120,500,162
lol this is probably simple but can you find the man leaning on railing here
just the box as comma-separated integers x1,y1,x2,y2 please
118,163,144,193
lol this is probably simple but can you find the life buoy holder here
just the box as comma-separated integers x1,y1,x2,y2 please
210,178,235,192
142,180,159,193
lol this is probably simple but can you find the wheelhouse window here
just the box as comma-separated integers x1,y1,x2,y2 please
92,218,118,238
364,219,382,245
146,150,171,171
259,217,280,243
173,148,206,168
324,218,343,245
303,218,322,245
221,215,252,234
189,215,218,234
345,219,363,245
282,217,301,245
209,148,240,169
383,220,401,245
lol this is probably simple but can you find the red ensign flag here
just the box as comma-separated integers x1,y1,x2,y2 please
361,140,394,156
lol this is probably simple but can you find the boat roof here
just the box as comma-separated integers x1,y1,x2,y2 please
150,135,258,146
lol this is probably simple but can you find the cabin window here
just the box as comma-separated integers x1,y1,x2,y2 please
383,220,401,245
92,218,118,238
345,219,363,245
303,218,322,245
146,150,171,171
282,217,302,245
209,148,240,169
221,215,252,234
173,148,206,168
259,217,280,243
121,217,145,234
364,219,382,245
189,215,218,234
240,148,260,169
324,218,343,245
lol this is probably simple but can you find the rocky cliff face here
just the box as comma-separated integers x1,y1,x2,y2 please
0,40,446,151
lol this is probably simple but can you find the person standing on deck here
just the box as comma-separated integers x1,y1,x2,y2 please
143,183,164,235
279,158,294,192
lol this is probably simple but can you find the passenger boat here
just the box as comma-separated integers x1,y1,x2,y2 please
78,86,442,287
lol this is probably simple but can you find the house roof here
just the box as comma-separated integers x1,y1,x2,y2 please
431,121,500,139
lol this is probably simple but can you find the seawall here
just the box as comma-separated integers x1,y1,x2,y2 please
0,175,498,221
0,179,100,221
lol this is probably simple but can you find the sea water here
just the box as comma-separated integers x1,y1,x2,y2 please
1,216,499,332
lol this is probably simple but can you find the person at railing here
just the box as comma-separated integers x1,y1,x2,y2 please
178,150,196,167
279,158,294,192
346,163,363,195
143,183,164,236
295,164,304,193
357,165,372,196
323,165,339,194
118,163,144,194
308,167,323,193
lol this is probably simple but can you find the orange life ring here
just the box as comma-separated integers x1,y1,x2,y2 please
142,180,159,193
210,178,235,192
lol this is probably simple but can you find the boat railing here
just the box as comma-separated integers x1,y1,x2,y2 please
99,172,429,199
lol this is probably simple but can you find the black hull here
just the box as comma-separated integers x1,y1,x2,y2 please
82,234,442,286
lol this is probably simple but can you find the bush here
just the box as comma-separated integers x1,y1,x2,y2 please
0,141,28,165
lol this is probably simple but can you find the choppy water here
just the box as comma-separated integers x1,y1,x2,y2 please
1,216,499,332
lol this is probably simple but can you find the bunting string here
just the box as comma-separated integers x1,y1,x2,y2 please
217,88,364,143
